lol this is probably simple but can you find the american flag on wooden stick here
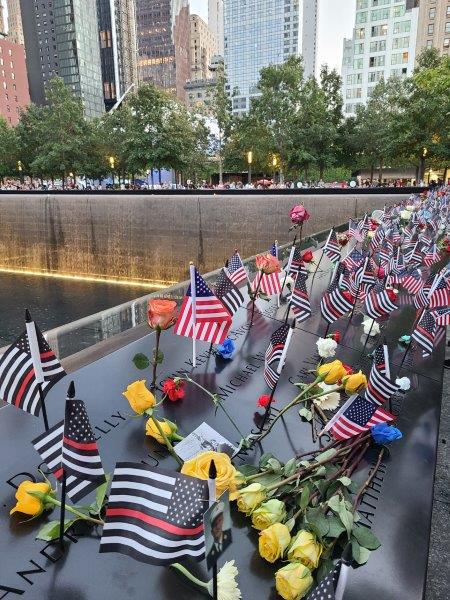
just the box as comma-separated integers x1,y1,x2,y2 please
320,266,354,324
225,251,248,286
32,419,105,502
412,310,436,357
427,275,449,309
423,243,441,267
365,344,398,406
291,273,311,323
264,324,290,389
252,242,282,296
100,462,207,565
62,398,105,483
289,246,308,278
432,307,450,326
322,229,341,263
174,267,232,345
0,319,65,417
364,284,397,319
214,269,244,316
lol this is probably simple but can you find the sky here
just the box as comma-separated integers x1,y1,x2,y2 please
190,0,356,74
2,0,356,74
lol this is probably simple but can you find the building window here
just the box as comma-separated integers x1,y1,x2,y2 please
392,36,410,49
354,42,365,54
356,11,368,23
356,0,368,8
355,27,366,39
393,5,405,17
428,23,434,34
370,39,386,51
371,24,388,36
353,57,364,69
391,51,409,65
371,8,390,21
429,8,436,19
346,88,362,99
372,0,390,5
369,55,385,67
446,22,450,33
368,70,383,83
444,38,450,48
447,7,450,17
347,73,363,84
393,21,411,34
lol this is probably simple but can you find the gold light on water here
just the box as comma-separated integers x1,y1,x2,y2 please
0,267,175,289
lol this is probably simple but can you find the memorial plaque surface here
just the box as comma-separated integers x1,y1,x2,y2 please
0,249,444,599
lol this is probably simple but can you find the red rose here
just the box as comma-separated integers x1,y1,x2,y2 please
343,364,353,375
376,266,385,279
331,331,341,343
258,394,273,408
342,290,355,303
162,378,185,401
302,250,313,263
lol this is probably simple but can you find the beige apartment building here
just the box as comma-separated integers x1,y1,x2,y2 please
414,0,450,58
189,14,218,82
5,0,24,45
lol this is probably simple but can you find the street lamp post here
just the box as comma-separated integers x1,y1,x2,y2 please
17,160,23,184
109,156,115,187
247,151,253,186
272,155,278,184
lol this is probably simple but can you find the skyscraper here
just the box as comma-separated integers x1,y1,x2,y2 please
341,0,419,117
414,0,450,59
208,0,224,55
6,0,24,45
135,0,190,103
97,0,138,111
19,0,104,118
189,14,218,81
0,33,30,125
0,4,5,34
224,0,318,114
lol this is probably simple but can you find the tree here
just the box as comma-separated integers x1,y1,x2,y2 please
0,118,19,180
209,61,233,184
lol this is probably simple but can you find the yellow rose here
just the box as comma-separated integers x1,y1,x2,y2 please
252,499,286,531
287,530,323,569
317,360,347,384
258,523,291,563
10,481,53,517
181,451,237,498
145,418,179,444
275,562,313,600
343,370,367,394
236,482,266,515
123,380,156,414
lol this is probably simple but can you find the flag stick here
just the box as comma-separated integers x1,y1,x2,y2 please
280,235,297,295
189,263,197,367
59,380,75,549
25,309,49,431
260,321,295,431
208,461,218,600
250,272,263,326
310,228,332,288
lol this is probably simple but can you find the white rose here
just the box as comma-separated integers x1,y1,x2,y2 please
362,317,380,336
316,337,337,358
396,377,411,391
313,382,341,411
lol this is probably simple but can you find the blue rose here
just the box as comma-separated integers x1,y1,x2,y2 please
398,335,411,344
371,423,402,445
216,338,235,359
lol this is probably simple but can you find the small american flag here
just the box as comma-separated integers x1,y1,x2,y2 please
328,395,394,441
62,399,105,482
32,420,105,502
290,273,311,323
377,239,392,266
406,242,423,267
264,324,290,389
365,344,398,406
413,272,434,309
214,269,244,316
289,246,308,278
348,218,363,241
423,243,441,267
432,307,450,326
251,241,282,296
0,322,65,417
412,310,436,357
225,251,248,286
370,225,385,250
364,285,397,319
320,267,354,324
174,267,232,345
323,229,341,263
342,248,364,271
427,276,449,309
100,462,207,565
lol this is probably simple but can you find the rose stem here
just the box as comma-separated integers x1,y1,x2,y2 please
250,272,263,326
344,440,371,477
151,328,161,390
29,494,104,525
353,447,385,511
150,416,183,468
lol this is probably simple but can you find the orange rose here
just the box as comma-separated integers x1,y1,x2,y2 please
256,253,281,274
147,299,177,330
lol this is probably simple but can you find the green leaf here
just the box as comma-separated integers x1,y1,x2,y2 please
316,559,335,583
266,457,283,473
326,516,346,538
327,494,340,513
36,519,78,541
238,464,259,477
307,513,329,539
300,484,311,510
153,349,164,364
351,539,371,565
337,498,354,536
259,453,275,469
132,353,150,370
299,407,313,421
352,526,381,550
316,448,338,463
283,458,298,476
338,476,352,487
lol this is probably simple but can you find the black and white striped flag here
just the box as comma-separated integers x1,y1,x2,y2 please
365,344,398,406
215,269,244,316
100,462,208,565
32,420,104,502
0,316,65,417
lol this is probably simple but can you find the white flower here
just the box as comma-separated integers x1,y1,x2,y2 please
316,337,337,358
208,561,242,600
367,230,375,239
396,377,411,391
313,382,341,411
400,209,412,221
362,317,380,336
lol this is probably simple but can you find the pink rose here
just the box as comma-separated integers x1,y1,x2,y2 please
289,204,310,225
255,253,281,274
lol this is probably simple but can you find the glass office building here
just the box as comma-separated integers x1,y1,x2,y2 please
19,0,104,118
224,0,318,114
